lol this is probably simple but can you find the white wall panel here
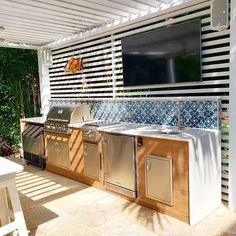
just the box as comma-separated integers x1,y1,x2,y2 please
229,0,236,210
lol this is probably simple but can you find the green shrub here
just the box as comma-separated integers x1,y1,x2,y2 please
0,48,40,149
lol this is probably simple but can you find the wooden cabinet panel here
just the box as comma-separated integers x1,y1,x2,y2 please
69,129,84,174
137,137,189,223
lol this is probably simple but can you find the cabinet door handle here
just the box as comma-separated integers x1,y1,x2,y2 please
146,159,151,171
55,141,60,152
102,140,108,176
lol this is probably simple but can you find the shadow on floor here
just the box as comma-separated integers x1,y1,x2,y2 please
121,199,170,233
19,194,58,236
7,156,89,235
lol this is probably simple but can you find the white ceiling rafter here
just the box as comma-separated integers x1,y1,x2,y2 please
0,0,194,48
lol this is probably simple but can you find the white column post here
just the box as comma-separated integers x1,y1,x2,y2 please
37,49,51,117
229,0,236,210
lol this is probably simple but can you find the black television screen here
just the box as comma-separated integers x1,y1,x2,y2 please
121,19,201,87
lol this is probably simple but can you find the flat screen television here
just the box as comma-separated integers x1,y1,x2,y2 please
121,19,201,87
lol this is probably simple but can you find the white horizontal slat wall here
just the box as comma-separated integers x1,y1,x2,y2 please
49,1,230,201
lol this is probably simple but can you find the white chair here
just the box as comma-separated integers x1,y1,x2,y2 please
0,158,28,236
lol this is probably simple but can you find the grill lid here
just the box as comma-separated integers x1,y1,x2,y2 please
47,106,74,122
46,104,93,124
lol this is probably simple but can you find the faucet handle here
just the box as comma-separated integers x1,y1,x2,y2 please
179,119,185,130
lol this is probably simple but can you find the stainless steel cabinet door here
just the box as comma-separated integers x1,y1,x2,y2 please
83,143,100,180
47,139,58,165
105,134,136,191
47,138,70,169
57,140,70,169
145,155,173,205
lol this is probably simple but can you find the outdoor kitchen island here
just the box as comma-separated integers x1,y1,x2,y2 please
21,118,221,226
59,122,220,226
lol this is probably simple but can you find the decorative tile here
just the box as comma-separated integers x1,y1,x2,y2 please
51,99,219,129
87,100,219,129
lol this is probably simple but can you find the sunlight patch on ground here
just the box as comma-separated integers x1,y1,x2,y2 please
16,171,69,201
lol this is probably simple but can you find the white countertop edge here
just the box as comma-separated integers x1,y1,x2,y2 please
21,117,46,124
0,157,24,177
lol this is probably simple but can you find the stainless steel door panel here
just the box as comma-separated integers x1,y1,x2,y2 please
58,140,70,169
23,135,44,155
83,143,100,180
145,155,173,205
47,139,58,165
105,134,135,191
47,138,70,169
22,125,44,155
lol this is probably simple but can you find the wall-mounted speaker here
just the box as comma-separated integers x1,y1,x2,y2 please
210,0,229,31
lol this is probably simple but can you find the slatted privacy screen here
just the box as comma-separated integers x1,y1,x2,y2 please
49,1,229,201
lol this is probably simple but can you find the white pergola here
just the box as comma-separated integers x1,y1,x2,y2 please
1,0,236,213
0,0,190,48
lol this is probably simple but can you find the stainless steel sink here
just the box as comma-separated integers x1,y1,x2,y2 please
162,130,182,135
136,129,182,136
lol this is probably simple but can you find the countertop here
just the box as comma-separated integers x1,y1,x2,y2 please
0,157,24,178
21,117,46,125
21,117,219,142
69,121,219,142
68,120,97,128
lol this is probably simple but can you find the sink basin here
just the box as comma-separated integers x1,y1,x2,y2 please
136,129,182,135
153,130,182,135
163,130,182,135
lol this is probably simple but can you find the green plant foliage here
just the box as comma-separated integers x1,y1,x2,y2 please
0,47,40,149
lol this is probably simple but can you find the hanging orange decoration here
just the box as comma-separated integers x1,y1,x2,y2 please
64,57,83,73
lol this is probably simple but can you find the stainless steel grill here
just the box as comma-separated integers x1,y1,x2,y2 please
44,104,92,134
45,104,93,170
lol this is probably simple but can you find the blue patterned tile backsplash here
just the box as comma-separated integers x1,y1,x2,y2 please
86,100,219,129
50,99,219,129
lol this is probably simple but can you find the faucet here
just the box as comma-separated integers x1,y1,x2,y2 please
175,102,185,130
